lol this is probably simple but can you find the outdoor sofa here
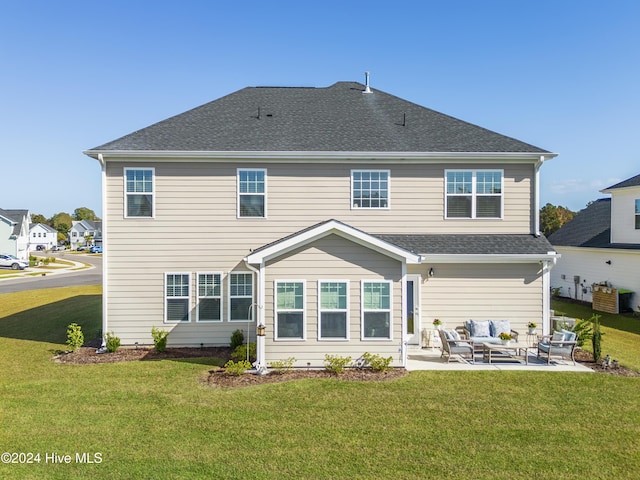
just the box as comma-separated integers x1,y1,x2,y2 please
462,319,519,352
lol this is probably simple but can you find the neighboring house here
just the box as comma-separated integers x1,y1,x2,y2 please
84,79,558,369
0,208,31,260
549,173,640,311
29,223,59,251
69,220,102,250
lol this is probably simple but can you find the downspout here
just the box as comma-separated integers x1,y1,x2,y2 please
534,156,544,236
97,154,108,350
400,261,407,368
245,261,266,373
541,256,558,336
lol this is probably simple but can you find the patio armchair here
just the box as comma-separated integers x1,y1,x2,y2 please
537,329,578,365
438,329,475,364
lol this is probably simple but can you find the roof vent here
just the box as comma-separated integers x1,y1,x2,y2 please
363,71,372,93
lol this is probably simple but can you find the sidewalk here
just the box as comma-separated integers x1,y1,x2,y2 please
0,255,94,281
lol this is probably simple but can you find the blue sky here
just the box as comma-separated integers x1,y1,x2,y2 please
2,0,638,218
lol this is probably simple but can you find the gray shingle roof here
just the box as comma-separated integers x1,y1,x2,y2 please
604,173,640,191
0,209,28,237
88,81,550,154
548,198,640,250
375,233,555,255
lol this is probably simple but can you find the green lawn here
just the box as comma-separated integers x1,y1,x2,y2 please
1,287,639,479
552,298,640,372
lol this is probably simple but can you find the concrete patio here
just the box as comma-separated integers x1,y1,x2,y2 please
405,346,594,372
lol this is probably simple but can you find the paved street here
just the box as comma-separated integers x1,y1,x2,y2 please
0,253,102,294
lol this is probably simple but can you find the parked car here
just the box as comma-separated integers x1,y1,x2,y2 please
36,245,45,251
0,254,29,270
76,246,87,251
89,246,103,253
52,245,65,251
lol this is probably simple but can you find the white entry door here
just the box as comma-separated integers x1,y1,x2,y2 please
405,274,421,345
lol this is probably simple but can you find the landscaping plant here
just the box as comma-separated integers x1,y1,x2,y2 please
231,342,256,363
223,359,252,376
151,326,169,352
66,323,84,351
361,352,393,372
324,354,352,374
268,357,296,374
230,329,244,349
591,314,603,363
105,331,121,353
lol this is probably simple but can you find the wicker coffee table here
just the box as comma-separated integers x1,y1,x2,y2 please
482,342,533,365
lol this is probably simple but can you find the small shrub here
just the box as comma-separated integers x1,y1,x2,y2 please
269,357,296,374
224,359,252,376
66,323,84,351
572,318,593,348
362,352,393,372
591,314,603,363
232,342,256,363
230,329,244,349
151,327,169,352
324,354,352,375
105,331,121,353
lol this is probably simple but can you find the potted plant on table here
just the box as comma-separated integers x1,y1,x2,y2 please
498,332,513,345
433,318,442,330
527,322,537,334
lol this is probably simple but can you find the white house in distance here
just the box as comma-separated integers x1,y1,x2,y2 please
84,78,558,368
29,223,59,251
0,208,31,260
549,173,640,313
69,220,102,250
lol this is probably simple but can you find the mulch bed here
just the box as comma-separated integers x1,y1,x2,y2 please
53,345,638,388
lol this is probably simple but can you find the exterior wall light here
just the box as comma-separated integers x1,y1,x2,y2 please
257,324,266,336
429,268,435,277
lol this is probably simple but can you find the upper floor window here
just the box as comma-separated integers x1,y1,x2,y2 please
238,169,266,218
125,168,154,218
635,199,640,229
229,272,254,321
351,170,389,208
197,273,222,322
165,273,190,323
445,170,502,219
319,281,349,340
275,281,305,340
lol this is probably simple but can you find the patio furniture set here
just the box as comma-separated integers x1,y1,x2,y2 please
437,319,578,365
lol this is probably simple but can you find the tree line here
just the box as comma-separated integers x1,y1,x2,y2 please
540,203,576,237
32,207,100,243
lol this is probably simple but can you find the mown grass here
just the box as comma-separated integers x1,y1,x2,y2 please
0,287,639,479
553,298,640,371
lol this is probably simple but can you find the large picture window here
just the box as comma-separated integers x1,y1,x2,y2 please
351,170,389,208
165,273,190,322
275,281,305,340
319,281,348,340
361,281,392,339
238,169,266,217
125,168,154,218
229,272,254,322
445,170,502,219
197,273,222,322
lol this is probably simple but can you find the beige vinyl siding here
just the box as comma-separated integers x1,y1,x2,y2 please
411,263,543,333
103,159,535,346
263,234,403,367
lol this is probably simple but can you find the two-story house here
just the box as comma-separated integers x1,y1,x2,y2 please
29,223,59,251
549,173,640,311
69,220,102,250
84,79,558,368
0,208,31,260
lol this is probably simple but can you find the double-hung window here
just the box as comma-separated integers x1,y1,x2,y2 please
165,273,190,322
125,168,154,218
635,199,640,229
445,170,502,219
275,281,305,340
197,273,222,322
361,281,392,340
238,169,266,217
351,170,389,208
318,281,349,340
229,272,254,322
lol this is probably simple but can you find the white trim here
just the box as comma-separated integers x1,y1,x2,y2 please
542,261,551,336
245,219,421,265
164,272,191,323
228,271,255,322
99,154,108,344
274,280,306,341
196,271,223,322
123,167,155,219
317,280,350,341
420,253,559,264
444,169,504,220
361,280,394,341
350,169,391,210
236,168,267,219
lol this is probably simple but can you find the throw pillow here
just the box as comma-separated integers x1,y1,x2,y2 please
552,331,565,343
490,320,511,337
470,320,491,337
451,330,461,341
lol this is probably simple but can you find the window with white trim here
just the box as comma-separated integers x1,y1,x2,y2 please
319,281,348,340
351,170,389,208
197,273,222,322
362,281,392,339
445,170,502,219
229,272,254,322
238,169,266,217
635,199,640,229
275,281,305,340
125,168,154,218
165,273,190,322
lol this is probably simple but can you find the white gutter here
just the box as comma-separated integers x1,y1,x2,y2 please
534,154,555,236
97,154,108,347
421,253,559,264
244,261,266,372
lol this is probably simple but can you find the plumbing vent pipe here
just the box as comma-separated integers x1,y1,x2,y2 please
363,71,372,93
